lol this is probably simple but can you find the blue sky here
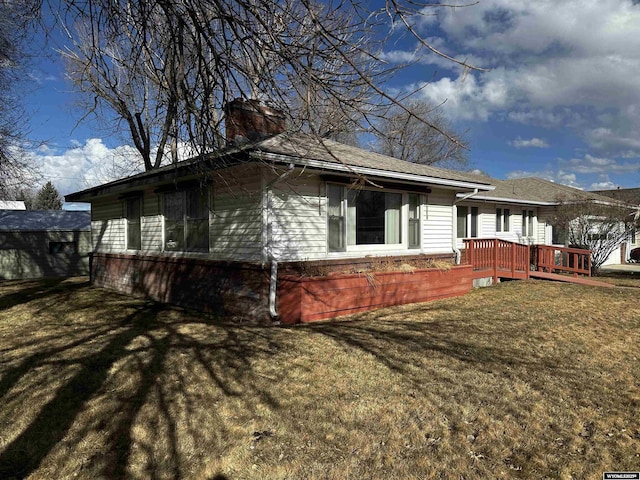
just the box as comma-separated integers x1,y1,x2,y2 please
23,0,640,201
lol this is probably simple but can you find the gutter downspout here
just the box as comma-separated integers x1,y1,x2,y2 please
267,162,295,321
452,189,479,264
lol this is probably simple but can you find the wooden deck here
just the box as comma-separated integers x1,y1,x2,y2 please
462,239,610,287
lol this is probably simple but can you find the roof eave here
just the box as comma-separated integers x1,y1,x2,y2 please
252,151,495,192
459,194,557,206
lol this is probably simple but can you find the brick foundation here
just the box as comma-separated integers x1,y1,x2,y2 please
91,252,470,324
91,253,271,322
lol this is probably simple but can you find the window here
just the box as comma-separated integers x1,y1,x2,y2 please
164,188,209,252
327,184,415,252
327,184,345,252
522,210,534,237
408,194,420,249
457,206,478,239
49,241,76,254
126,197,141,250
552,225,567,245
496,208,510,232
457,206,468,238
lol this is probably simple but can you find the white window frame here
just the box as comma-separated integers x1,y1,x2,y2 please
522,209,535,238
125,196,142,251
457,205,479,239
162,188,210,253
496,207,511,233
327,183,423,254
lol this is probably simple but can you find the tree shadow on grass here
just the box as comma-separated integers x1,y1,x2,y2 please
0,282,283,479
294,301,633,412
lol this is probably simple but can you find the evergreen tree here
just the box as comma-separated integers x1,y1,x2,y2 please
33,181,63,210
15,188,36,210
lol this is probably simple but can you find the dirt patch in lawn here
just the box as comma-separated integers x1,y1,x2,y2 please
0,277,638,479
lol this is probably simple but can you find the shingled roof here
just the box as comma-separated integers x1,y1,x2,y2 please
591,187,640,205
66,133,495,202
252,134,494,189
469,177,625,205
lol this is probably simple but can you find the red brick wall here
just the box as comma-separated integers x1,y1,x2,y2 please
91,253,271,322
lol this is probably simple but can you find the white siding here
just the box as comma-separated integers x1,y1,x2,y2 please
423,189,455,254
91,199,126,252
268,172,326,261
141,215,163,252
92,219,125,252
538,207,556,245
209,165,264,261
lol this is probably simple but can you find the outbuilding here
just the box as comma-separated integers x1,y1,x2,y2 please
0,210,91,280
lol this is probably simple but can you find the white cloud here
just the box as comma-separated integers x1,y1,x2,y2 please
560,154,639,175
404,0,640,156
27,138,144,198
590,181,617,190
505,169,582,188
510,137,550,149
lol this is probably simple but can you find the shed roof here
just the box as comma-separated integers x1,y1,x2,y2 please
0,201,27,210
0,211,91,232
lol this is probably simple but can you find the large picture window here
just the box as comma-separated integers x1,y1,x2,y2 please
164,188,209,252
328,184,419,252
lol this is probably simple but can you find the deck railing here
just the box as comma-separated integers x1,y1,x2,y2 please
532,245,591,277
462,238,530,282
462,239,592,280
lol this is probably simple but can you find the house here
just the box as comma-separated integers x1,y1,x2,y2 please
66,99,499,322
590,187,640,262
0,210,91,280
64,99,631,323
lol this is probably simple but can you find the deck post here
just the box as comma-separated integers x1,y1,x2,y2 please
493,239,498,283
511,241,516,277
469,239,475,269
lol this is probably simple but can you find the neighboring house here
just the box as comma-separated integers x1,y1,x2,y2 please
592,187,640,260
0,210,91,280
0,201,26,210
456,178,636,266
64,99,632,322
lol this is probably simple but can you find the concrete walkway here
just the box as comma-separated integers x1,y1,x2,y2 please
600,264,640,274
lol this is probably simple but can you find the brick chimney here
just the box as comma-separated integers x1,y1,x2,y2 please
225,98,286,145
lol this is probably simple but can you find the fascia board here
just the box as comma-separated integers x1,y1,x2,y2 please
252,151,495,192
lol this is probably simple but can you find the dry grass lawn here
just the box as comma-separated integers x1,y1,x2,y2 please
0,276,639,479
